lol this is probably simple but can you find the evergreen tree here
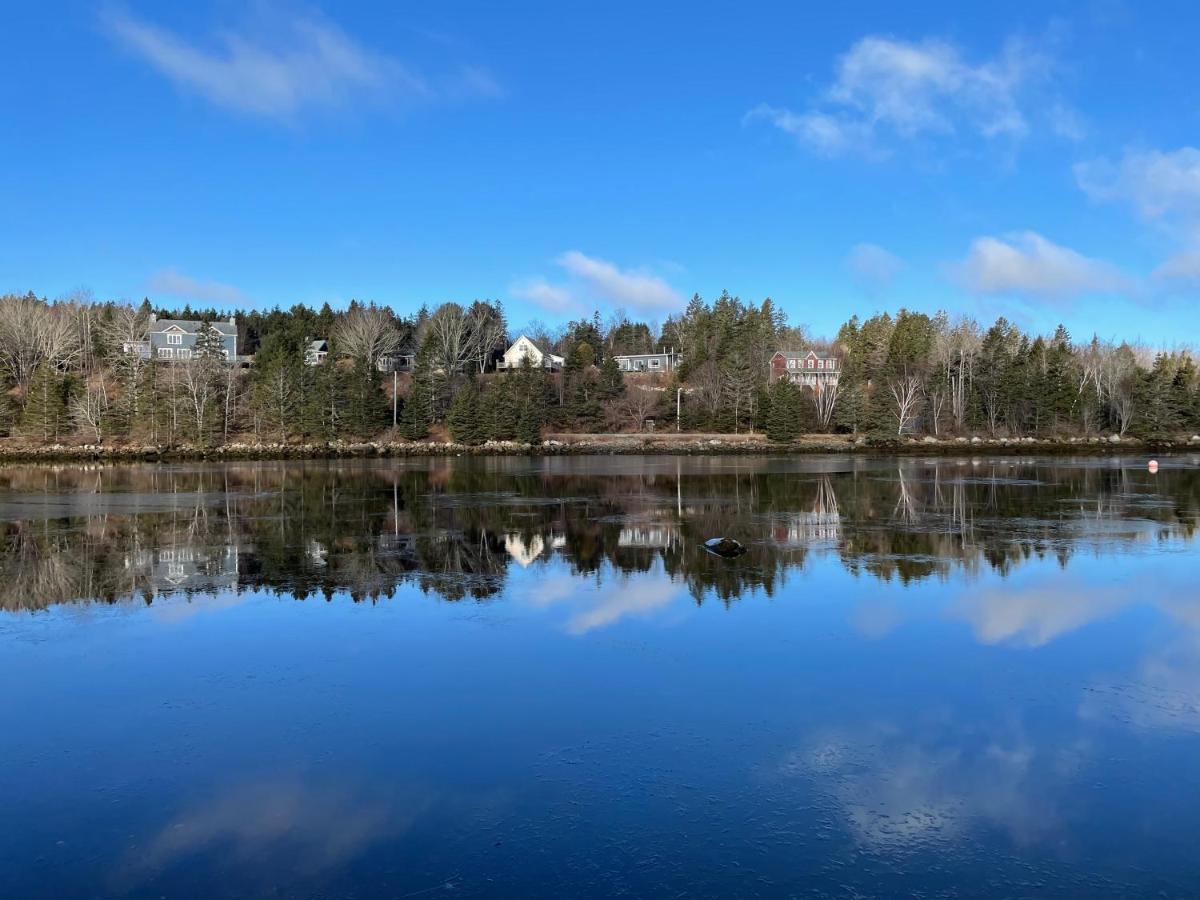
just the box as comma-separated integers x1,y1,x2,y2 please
447,379,485,445
765,379,801,442
517,398,543,444
597,355,624,401
399,336,445,440
21,363,72,442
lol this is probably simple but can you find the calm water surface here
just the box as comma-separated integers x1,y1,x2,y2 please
2,454,1200,898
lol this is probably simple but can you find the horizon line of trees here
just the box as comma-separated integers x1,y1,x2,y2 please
0,290,1197,446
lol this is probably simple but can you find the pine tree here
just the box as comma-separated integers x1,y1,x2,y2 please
21,363,72,443
195,320,229,360
517,398,543,444
765,379,801,443
447,379,485,445
597,355,624,401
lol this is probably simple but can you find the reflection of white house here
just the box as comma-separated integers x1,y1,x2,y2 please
771,478,841,544
505,533,546,567
497,335,564,371
617,523,677,549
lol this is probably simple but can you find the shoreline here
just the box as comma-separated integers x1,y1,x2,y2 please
1,434,1197,463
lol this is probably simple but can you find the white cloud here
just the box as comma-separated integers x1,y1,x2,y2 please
846,242,905,291
1152,249,1200,288
951,231,1129,299
147,267,249,306
750,35,1064,157
556,251,682,311
103,7,498,120
509,277,576,314
744,106,873,159
511,251,684,318
1075,147,1200,295
1075,147,1200,223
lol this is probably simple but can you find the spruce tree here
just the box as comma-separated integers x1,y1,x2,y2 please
447,380,484,445
517,398,543,444
765,379,800,443
21,363,71,443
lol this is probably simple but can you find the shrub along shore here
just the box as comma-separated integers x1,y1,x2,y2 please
1,432,1197,463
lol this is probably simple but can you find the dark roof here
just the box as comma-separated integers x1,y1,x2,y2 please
613,351,679,360
152,319,237,336
773,350,837,360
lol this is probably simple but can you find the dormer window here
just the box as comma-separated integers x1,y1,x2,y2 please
167,333,183,345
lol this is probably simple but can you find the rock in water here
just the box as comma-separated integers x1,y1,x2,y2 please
704,537,746,558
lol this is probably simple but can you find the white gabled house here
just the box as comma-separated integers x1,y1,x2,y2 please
497,335,565,371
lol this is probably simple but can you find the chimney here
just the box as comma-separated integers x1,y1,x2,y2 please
229,316,236,326
149,313,157,324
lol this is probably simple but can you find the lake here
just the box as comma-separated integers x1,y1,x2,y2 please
2,454,1199,898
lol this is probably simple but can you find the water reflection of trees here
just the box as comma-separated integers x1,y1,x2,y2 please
1,458,1197,612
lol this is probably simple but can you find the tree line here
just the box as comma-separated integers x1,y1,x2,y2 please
0,290,1197,445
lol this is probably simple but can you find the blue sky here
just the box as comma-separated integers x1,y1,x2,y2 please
2,1,1199,344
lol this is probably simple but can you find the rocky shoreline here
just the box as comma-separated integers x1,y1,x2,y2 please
0,433,1197,463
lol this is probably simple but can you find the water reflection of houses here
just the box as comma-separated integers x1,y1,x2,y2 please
504,531,566,567
618,522,679,549
125,544,240,596
772,477,842,544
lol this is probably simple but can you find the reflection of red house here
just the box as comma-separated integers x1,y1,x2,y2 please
769,350,840,389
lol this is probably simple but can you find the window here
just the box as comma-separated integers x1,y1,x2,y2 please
178,348,192,360
158,347,173,359
788,359,796,370
807,358,814,369
817,359,824,370
650,358,660,368
167,333,183,345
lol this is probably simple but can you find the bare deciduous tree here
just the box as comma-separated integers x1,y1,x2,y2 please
466,301,508,373
0,294,81,387
888,373,925,436
71,379,110,442
421,302,486,376
619,386,659,431
333,306,401,373
812,380,840,432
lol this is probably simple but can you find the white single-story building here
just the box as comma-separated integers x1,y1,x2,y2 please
613,350,682,373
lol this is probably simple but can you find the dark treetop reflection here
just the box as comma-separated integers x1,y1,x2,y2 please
3,455,1200,898
2,454,1198,611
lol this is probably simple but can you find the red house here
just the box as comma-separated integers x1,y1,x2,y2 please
769,350,841,389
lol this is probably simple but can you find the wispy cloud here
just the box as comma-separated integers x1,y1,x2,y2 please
147,267,249,306
511,251,684,317
1075,147,1200,223
846,242,905,292
509,277,576,314
1075,147,1200,293
748,34,1069,159
556,251,682,311
102,6,499,121
949,231,1130,300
